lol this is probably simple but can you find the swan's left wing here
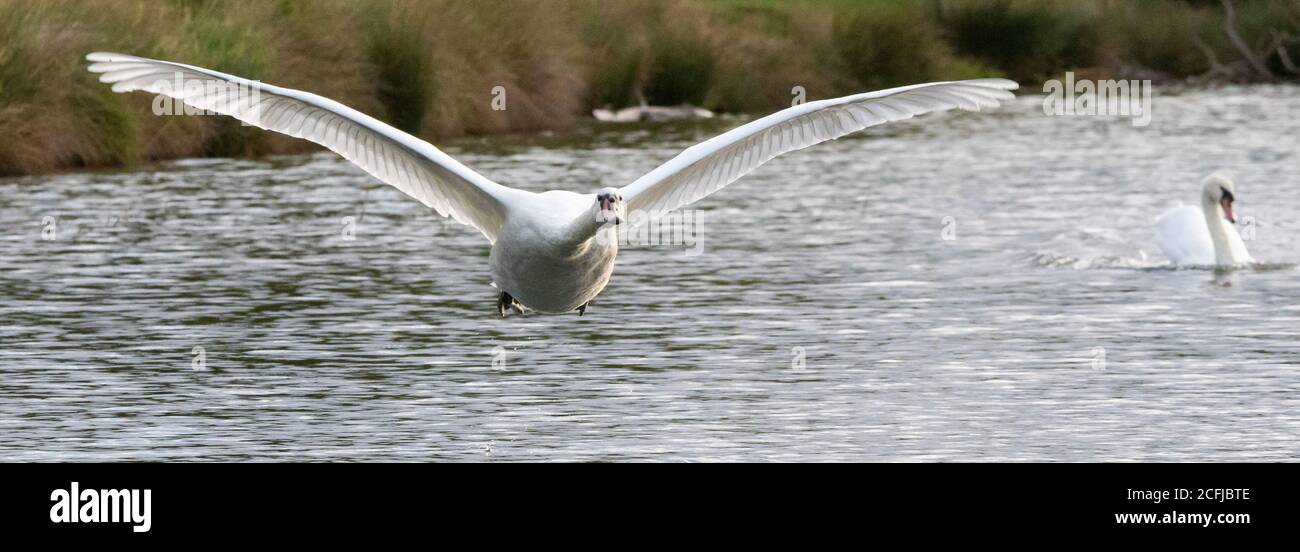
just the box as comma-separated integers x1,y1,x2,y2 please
620,79,1017,215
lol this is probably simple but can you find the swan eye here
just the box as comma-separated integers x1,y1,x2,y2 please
1220,187,1234,202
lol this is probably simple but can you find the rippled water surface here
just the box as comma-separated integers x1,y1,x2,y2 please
2,86,1298,461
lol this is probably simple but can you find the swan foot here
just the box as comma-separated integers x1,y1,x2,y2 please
497,292,526,317
577,303,588,316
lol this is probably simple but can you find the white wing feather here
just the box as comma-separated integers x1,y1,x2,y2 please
1155,206,1216,266
85,52,519,242
621,79,1018,214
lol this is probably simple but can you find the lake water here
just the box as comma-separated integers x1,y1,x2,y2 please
1,85,1298,461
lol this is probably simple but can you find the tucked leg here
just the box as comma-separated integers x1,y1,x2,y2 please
498,291,518,317
497,291,511,317
497,291,526,317
577,303,588,316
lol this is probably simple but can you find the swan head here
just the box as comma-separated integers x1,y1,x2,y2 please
594,187,625,226
1202,174,1238,224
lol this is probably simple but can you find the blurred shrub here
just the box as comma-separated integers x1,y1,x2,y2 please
1096,0,1217,77
937,0,1099,82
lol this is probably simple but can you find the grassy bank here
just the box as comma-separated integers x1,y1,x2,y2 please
2,0,1298,176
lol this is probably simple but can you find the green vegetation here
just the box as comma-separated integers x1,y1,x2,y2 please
938,0,1097,83
1,0,1298,175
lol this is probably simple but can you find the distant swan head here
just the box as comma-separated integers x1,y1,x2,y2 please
594,186,625,226
1202,173,1238,224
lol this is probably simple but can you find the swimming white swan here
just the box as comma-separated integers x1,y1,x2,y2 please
86,52,1017,316
1154,174,1254,267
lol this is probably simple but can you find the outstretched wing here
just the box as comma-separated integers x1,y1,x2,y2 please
620,79,1018,215
86,52,520,242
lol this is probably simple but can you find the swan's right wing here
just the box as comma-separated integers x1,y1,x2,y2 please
1154,206,1215,266
620,79,1018,215
86,52,518,243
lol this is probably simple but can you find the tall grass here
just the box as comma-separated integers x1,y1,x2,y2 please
583,0,718,108
834,2,991,89
1,0,1298,176
368,2,433,134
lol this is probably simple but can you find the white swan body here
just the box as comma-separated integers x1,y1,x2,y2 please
488,191,618,313
1154,174,1253,267
86,52,1017,315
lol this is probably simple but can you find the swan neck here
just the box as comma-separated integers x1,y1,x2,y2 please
1201,195,1235,265
562,202,612,249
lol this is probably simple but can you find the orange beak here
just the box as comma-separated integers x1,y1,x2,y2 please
1220,197,1236,223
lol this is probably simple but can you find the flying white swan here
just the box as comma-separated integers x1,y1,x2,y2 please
1154,174,1254,267
86,52,1017,316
